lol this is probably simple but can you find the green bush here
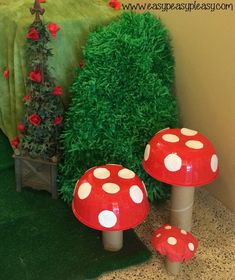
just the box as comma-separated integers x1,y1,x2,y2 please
59,12,178,203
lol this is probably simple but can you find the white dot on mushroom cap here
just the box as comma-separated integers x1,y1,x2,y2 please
165,225,172,230
164,154,182,172
181,128,198,136
102,183,120,194
185,140,204,149
162,134,180,143
181,229,187,235
129,185,144,204
211,154,218,172
93,168,110,179
167,237,177,245
98,210,117,228
156,233,161,238
78,183,92,200
144,144,150,161
118,168,135,179
188,242,195,251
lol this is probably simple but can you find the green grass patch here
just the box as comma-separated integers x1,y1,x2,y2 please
0,131,151,279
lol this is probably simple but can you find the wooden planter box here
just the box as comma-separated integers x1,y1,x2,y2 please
13,155,58,199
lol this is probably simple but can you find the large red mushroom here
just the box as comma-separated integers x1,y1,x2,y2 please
152,224,198,275
143,128,219,231
72,164,149,251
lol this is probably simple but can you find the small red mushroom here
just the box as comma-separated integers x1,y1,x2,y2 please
143,128,219,231
72,164,149,251
152,224,198,275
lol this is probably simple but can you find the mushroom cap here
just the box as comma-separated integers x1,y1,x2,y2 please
152,224,198,262
142,128,219,186
72,164,150,231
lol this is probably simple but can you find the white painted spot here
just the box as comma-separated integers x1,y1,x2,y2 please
181,128,198,136
102,183,120,194
129,185,144,204
165,225,172,230
98,210,117,228
181,230,187,235
162,134,180,143
185,140,204,149
167,237,177,245
78,183,92,200
93,168,110,179
164,154,182,172
144,144,150,161
211,154,218,172
188,242,195,251
118,168,135,179
156,233,161,238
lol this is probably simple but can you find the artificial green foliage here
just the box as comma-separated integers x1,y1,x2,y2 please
19,18,64,159
59,12,178,203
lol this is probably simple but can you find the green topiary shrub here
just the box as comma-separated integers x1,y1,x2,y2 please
59,12,178,203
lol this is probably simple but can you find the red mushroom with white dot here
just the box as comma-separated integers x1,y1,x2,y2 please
143,128,219,231
152,224,198,275
72,164,150,251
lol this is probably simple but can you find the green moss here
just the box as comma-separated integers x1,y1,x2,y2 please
59,12,178,203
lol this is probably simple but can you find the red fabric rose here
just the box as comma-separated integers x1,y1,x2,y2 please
23,95,31,102
54,116,63,125
48,23,60,39
17,123,25,133
3,69,9,78
109,0,121,9
29,114,41,126
52,86,63,95
29,71,42,83
11,137,19,148
27,28,39,41
39,0,46,3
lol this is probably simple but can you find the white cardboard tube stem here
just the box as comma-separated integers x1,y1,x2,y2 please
170,186,195,232
166,260,181,275
102,230,123,251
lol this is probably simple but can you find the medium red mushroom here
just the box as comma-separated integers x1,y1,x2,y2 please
72,164,149,251
152,224,198,275
143,128,219,231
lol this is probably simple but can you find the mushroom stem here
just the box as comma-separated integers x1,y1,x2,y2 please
102,230,123,251
166,260,181,275
170,186,195,232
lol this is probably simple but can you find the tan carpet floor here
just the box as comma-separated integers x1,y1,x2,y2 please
100,189,235,280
